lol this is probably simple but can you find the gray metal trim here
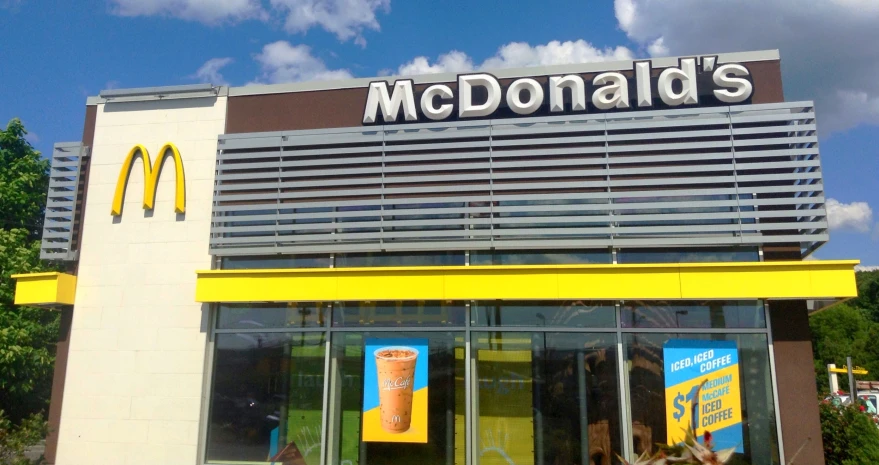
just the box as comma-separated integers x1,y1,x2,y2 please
40,142,87,261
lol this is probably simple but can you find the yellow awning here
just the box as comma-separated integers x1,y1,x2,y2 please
195,260,859,303
11,272,77,307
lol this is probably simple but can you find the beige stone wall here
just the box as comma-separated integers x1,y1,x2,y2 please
56,97,225,465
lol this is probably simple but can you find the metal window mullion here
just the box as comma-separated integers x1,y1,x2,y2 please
465,302,474,465
727,109,745,243
604,117,614,249
380,130,386,251
319,317,332,465
276,143,283,251
211,143,222,257
616,302,633,463
488,125,495,249
765,301,786,464
196,304,218,465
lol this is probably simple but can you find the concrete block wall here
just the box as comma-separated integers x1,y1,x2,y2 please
56,97,225,465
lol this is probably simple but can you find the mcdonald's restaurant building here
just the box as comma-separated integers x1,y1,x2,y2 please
12,50,860,465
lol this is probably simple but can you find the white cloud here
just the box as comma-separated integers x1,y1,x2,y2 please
108,0,389,44
394,40,634,76
109,0,264,23
397,51,474,76
612,0,879,135
193,57,234,85
269,0,390,45
252,40,352,84
826,198,873,233
647,37,667,57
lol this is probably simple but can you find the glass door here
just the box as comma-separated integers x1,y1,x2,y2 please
470,332,622,465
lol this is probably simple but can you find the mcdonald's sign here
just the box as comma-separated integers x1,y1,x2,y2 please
111,143,185,216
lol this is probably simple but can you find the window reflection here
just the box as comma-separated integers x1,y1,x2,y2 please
617,247,759,264
332,301,466,327
473,332,622,465
335,251,465,267
206,333,326,464
623,333,779,465
217,303,328,329
325,332,466,465
470,249,612,265
472,301,616,328
620,301,765,329
221,254,331,270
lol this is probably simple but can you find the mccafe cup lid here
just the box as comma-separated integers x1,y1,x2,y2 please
374,346,419,360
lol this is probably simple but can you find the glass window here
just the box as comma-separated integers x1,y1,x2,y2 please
217,303,328,329
617,247,759,264
470,249,612,265
332,301,466,327
222,254,331,269
206,332,326,464
335,251,465,267
624,333,779,465
472,331,621,465
620,301,765,329
325,331,466,465
471,301,616,328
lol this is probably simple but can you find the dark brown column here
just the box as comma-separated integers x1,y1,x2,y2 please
43,103,97,464
770,300,824,465
42,307,72,464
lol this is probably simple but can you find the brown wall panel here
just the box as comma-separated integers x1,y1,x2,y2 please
81,105,97,147
226,88,367,133
43,307,73,465
226,60,784,134
749,60,785,104
770,300,824,465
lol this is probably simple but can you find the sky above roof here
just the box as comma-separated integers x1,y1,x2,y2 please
1,0,877,264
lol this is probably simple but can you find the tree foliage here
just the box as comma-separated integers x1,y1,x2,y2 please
0,411,46,465
0,118,57,463
819,401,879,465
811,271,879,395
0,119,49,237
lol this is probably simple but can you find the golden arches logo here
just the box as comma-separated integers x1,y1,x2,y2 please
111,143,185,216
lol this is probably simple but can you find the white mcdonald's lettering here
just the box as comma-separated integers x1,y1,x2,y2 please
362,57,754,124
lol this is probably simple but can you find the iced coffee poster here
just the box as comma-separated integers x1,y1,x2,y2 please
663,339,743,453
362,338,429,443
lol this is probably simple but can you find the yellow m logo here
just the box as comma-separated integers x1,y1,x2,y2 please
111,143,185,216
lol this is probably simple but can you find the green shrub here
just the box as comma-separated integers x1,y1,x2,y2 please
820,400,879,465
0,410,46,465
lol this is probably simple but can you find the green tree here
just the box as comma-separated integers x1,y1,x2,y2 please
0,118,57,462
852,270,879,321
810,303,878,394
819,401,879,465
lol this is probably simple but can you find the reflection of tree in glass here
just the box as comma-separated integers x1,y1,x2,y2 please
543,334,620,465
627,333,664,457
481,424,516,465
549,300,609,327
296,425,321,460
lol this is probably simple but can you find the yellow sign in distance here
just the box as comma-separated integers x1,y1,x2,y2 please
111,143,185,216
829,366,868,375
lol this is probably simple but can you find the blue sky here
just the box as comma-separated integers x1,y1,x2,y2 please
1,0,876,264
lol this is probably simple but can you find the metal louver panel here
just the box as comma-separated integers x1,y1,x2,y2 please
210,101,827,256
40,142,87,261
